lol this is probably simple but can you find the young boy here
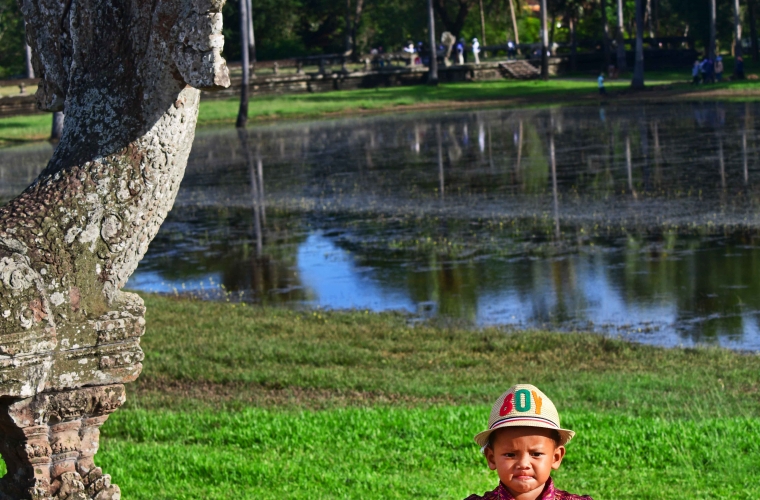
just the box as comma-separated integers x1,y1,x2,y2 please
465,384,593,500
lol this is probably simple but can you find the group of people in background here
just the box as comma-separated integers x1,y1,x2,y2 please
398,37,483,66
692,55,744,84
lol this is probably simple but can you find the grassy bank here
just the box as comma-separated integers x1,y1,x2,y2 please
3,73,760,147
4,296,756,498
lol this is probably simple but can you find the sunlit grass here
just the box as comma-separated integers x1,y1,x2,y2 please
196,79,641,126
4,73,760,146
132,294,760,418
96,407,760,499
2,295,759,497
0,113,51,146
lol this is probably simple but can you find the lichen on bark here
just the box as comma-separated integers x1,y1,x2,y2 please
0,0,230,498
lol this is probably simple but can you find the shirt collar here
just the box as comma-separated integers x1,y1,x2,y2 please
496,477,556,500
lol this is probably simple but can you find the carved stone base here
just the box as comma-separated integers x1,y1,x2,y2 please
0,385,125,500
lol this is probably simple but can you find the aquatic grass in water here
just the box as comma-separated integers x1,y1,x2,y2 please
9,103,760,347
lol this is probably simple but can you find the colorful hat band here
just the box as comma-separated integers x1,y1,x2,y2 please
489,415,560,430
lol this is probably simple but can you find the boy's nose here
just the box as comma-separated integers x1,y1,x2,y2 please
516,454,531,468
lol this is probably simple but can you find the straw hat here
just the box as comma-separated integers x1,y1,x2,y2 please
474,384,575,447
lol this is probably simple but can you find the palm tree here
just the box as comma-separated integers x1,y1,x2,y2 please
631,0,645,88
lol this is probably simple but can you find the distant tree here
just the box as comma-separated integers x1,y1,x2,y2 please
0,0,24,78
247,0,256,69
428,0,439,83
749,0,760,61
432,0,477,39
237,0,250,128
709,0,717,59
632,0,645,88
344,0,366,59
616,0,627,72
50,111,63,141
540,0,548,79
23,20,33,79
508,0,520,47
601,0,611,69
733,0,743,69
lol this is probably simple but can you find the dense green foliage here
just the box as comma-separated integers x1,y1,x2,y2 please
2,295,757,498
218,0,751,61
0,0,25,78
0,0,754,71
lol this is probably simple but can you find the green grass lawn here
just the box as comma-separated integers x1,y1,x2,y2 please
6,71,760,147
3,296,754,498
0,113,53,145
196,78,639,125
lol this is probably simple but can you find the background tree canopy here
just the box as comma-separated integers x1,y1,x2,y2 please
0,0,25,78
0,0,753,75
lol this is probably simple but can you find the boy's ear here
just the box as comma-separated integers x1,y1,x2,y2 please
484,447,498,471
551,445,566,470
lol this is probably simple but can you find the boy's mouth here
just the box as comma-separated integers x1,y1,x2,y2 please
513,475,534,481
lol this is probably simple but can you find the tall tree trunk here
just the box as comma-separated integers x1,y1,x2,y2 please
570,15,578,72
602,0,611,69
0,1,230,498
22,21,34,79
541,0,549,80
709,0,717,59
617,0,627,71
24,44,34,79
646,0,655,39
632,0,645,88
432,0,473,40
345,0,352,55
735,0,744,68
247,0,256,72
750,0,760,61
237,0,250,128
50,111,64,141
509,0,520,46
351,0,365,60
428,0,439,84
479,0,487,53
550,13,557,48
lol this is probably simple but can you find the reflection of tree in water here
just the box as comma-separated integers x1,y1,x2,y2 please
139,206,311,305
120,102,760,348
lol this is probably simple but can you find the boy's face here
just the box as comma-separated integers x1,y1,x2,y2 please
485,427,565,499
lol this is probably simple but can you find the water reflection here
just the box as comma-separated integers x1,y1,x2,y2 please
6,103,760,349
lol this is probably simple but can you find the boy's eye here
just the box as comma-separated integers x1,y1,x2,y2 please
504,453,516,458
530,452,544,457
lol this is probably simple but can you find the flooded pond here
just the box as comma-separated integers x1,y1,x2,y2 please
4,102,760,350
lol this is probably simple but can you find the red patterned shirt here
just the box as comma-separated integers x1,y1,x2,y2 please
465,478,593,500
